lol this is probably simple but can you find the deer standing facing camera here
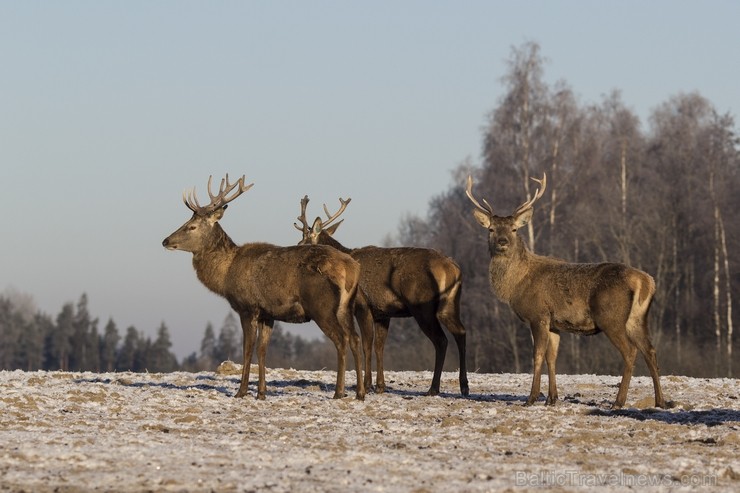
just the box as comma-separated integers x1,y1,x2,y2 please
466,173,666,409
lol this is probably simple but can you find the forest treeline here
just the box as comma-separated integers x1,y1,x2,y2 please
1,42,737,378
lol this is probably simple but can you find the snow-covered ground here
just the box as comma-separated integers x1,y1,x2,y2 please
0,365,738,492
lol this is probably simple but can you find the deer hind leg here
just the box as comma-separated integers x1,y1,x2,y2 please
337,281,365,401
603,328,638,409
526,319,551,406
236,312,259,398
545,330,561,405
316,324,347,399
412,307,448,396
625,276,666,408
437,285,469,397
355,301,376,393
372,318,391,393
346,322,366,401
627,320,666,408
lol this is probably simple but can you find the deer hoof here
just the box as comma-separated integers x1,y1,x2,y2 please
461,384,470,397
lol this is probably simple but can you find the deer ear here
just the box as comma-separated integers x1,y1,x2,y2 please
324,219,343,237
207,206,226,225
310,217,323,236
513,208,533,229
472,210,491,228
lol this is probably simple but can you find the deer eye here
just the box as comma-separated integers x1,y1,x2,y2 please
188,225,197,231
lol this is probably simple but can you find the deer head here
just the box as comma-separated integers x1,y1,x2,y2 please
162,174,253,253
294,195,351,246
466,173,546,256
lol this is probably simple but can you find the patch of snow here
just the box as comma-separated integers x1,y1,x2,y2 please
0,368,738,491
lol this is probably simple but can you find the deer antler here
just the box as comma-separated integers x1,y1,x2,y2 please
183,174,254,215
465,175,495,216
321,197,351,228
513,173,547,216
294,195,311,232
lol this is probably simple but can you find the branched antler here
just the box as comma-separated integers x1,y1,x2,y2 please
294,195,311,232
183,174,253,215
321,197,351,228
294,196,351,232
466,173,546,218
465,176,495,216
514,173,547,216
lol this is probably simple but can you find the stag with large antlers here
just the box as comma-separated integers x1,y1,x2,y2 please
295,195,469,397
163,175,365,400
466,173,666,409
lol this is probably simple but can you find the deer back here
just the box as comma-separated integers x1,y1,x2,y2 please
220,242,360,322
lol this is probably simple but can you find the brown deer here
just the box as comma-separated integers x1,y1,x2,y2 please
162,175,365,401
295,196,469,397
465,173,666,409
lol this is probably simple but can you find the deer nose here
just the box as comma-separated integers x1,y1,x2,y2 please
497,237,509,246
162,238,170,247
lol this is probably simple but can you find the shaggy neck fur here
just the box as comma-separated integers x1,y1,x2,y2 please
192,223,238,297
489,239,532,304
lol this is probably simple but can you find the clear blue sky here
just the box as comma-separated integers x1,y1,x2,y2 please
1,1,737,359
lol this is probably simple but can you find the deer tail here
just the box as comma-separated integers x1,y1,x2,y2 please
625,269,656,336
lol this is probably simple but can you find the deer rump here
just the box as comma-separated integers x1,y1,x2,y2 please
350,246,461,317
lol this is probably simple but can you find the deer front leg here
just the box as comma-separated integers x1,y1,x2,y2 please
255,321,274,400
545,330,560,405
235,313,258,398
526,319,550,406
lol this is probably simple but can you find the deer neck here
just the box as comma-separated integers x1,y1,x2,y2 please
192,225,238,297
322,233,352,254
489,240,533,304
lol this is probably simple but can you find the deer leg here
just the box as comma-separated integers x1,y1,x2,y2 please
255,321,273,400
373,318,390,393
412,308,448,396
526,319,550,406
346,321,366,401
545,330,561,406
603,329,638,409
438,308,469,397
355,303,376,393
235,313,258,398
628,328,666,408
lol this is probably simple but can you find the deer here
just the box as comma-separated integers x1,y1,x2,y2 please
294,195,469,397
162,174,365,401
465,173,666,409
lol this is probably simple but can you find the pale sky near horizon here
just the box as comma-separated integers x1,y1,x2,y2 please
1,1,738,359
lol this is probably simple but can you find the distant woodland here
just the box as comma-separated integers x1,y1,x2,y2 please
1,42,737,378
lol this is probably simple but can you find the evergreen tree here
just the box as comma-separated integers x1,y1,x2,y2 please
100,318,120,372
150,322,178,372
197,322,218,370
50,303,74,371
216,313,240,362
117,326,141,371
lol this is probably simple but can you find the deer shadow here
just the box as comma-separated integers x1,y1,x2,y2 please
587,407,740,426
75,375,234,397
